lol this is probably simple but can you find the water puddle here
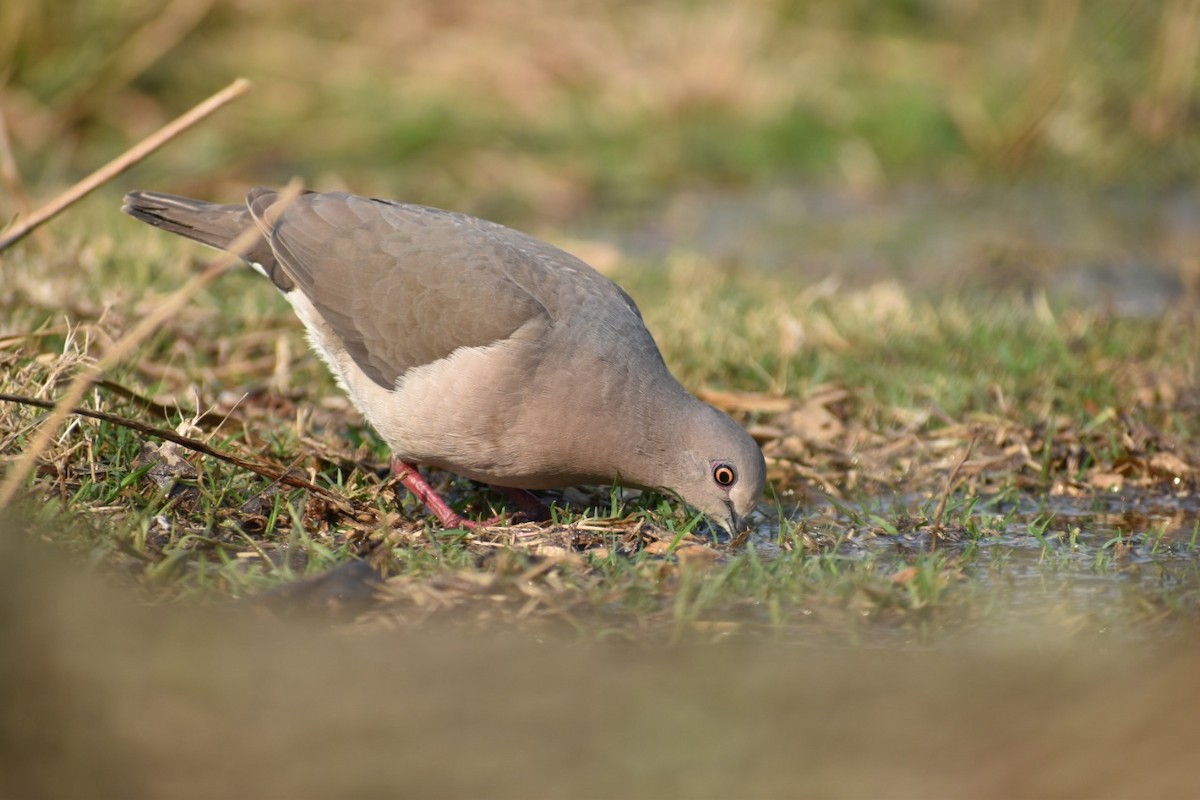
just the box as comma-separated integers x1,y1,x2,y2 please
755,492,1200,625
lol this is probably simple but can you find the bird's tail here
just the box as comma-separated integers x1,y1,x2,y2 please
122,190,290,287
122,191,256,252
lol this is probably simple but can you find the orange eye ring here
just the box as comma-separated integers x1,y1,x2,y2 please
712,463,737,488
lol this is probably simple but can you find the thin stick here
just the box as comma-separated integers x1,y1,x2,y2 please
930,436,976,551
0,77,251,253
0,391,347,505
0,180,303,509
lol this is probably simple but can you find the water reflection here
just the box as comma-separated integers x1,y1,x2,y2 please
759,492,1200,622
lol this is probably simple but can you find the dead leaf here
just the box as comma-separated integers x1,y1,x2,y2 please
696,389,792,414
136,440,198,487
1090,471,1124,491
1148,452,1192,479
784,401,845,445
135,440,201,509
643,540,672,556
675,544,720,566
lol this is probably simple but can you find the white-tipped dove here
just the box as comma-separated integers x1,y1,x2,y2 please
122,188,766,530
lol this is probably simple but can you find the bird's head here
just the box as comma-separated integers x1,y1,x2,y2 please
670,404,767,533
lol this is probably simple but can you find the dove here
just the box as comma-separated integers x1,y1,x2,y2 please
122,187,766,530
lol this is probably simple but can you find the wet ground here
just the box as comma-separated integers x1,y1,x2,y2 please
618,181,1200,627
753,490,1200,633
965,495,1200,615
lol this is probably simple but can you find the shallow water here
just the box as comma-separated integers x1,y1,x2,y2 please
756,492,1200,629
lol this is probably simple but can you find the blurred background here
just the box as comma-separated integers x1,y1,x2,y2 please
4,0,1200,301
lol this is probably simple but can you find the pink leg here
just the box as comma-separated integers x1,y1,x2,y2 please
391,458,498,529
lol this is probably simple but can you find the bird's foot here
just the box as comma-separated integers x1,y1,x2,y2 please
390,459,502,529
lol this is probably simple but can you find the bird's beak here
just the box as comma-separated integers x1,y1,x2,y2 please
720,501,743,534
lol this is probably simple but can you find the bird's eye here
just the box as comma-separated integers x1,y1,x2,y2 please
712,463,737,488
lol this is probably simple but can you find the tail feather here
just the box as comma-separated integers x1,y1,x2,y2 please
122,191,254,251
122,190,289,288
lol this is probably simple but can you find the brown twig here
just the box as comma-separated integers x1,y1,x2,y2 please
92,379,230,427
0,391,348,507
930,436,976,551
0,180,303,510
0,77,251,253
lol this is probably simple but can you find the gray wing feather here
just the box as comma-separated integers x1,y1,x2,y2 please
247,188,553,388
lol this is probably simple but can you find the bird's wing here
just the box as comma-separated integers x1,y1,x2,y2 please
247,188,556,388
